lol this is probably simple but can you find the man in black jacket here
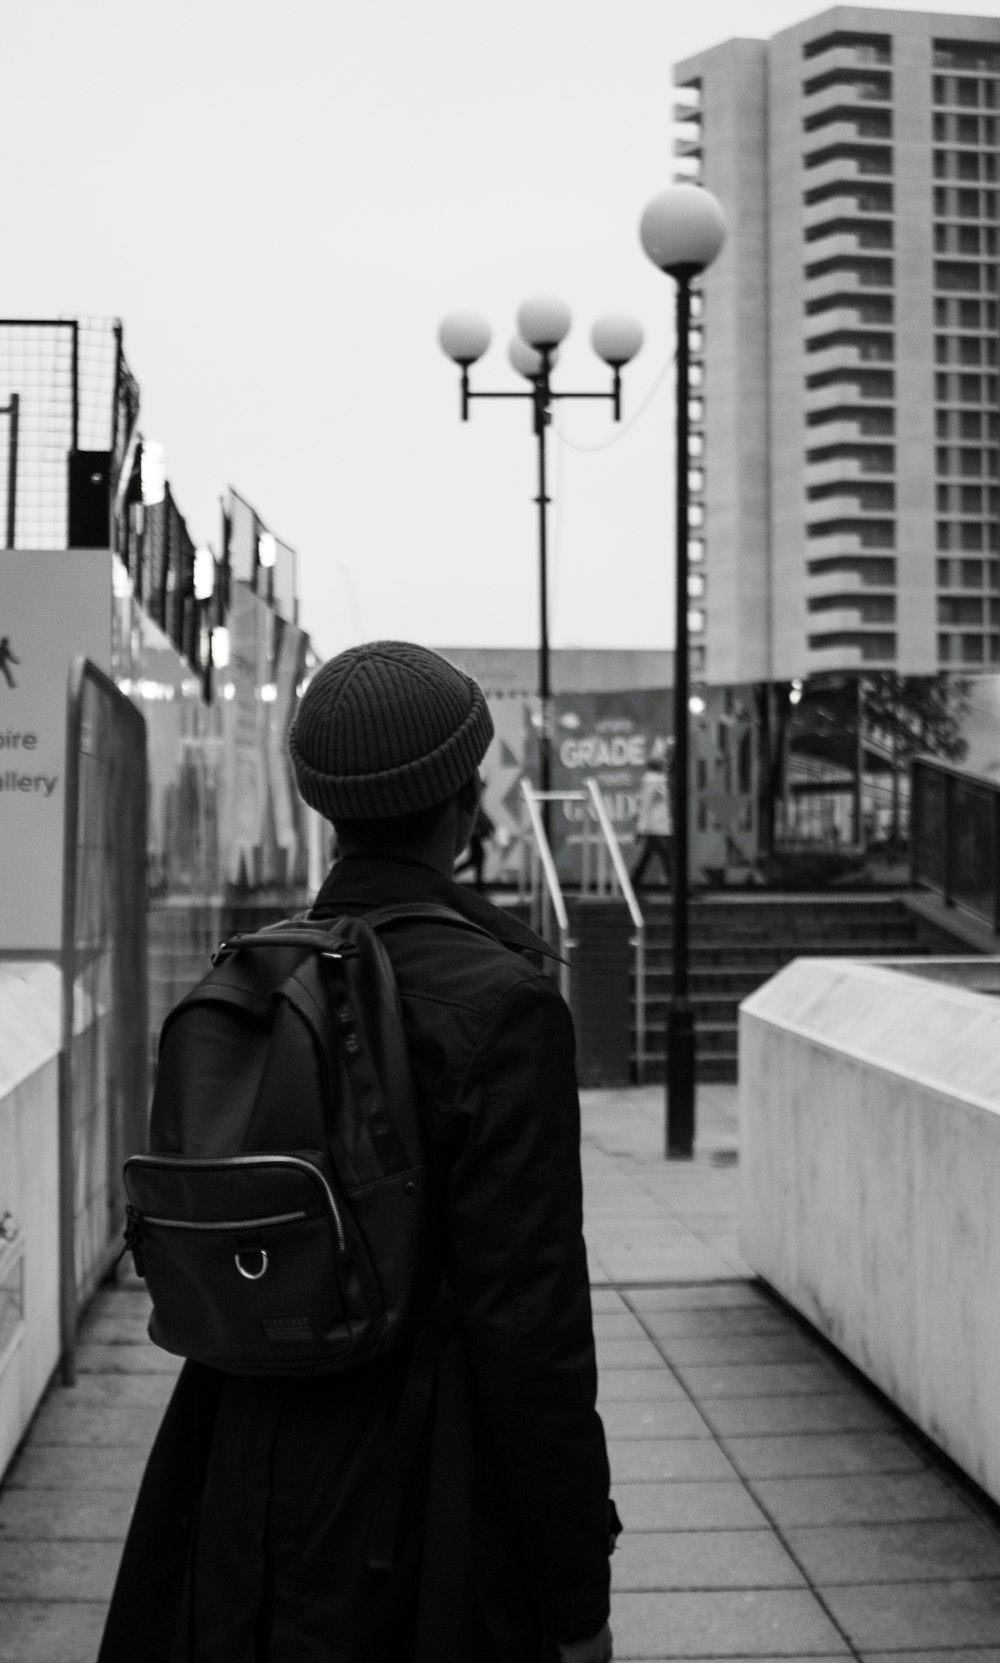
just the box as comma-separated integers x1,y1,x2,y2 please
99,640,616,1663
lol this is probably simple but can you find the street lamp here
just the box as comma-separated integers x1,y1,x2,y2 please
439,298,642,839
640,182,726,1160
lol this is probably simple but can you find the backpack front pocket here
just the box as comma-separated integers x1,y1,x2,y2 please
123,1153,364,1372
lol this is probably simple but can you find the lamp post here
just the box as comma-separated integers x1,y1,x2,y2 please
640,183,726,1160
439,300,642,839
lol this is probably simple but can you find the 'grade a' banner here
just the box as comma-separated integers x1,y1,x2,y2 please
524,686,672,881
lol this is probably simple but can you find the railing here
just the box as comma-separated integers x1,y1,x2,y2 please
911,755,1000,932
518,781,574,1003
60,659,148,1382
518,779,647,1078
582,779,647,1082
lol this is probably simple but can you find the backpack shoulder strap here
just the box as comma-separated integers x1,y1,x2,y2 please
362,901,498,944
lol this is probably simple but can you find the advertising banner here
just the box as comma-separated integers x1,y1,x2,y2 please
0,550,112,952
537,687,673,879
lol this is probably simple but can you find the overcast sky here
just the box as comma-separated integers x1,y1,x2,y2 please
6,0,991,659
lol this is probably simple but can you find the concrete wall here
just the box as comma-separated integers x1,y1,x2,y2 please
740,954,1000,1504
0,964,62,1479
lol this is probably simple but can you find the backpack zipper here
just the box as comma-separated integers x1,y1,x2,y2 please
130,1154,346,1252
141,1209,307,1231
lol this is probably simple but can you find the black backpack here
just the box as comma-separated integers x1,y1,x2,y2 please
123,903,477,1377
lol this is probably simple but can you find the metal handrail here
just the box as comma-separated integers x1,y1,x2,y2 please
519,780,573,1001
584,779,647,1083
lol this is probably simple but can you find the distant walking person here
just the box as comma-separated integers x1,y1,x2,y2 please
454,799,495,892
631,745,673,892
0,636,19,689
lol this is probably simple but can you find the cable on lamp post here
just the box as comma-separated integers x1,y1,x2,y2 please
439,300,643,847
640,182,726,1161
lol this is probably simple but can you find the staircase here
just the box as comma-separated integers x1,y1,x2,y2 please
634,893,970,1083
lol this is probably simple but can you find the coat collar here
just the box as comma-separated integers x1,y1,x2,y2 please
310,853,556,959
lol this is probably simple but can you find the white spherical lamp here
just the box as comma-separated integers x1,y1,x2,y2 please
509,336,556,381
516,295,572,351
591,314,644,367
438,312,491,366
639,185,726,276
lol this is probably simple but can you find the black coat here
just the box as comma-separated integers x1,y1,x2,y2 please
99,854,614,1663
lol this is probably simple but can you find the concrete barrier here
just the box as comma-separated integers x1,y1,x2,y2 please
0,962,61,1479
740,956,1000,1506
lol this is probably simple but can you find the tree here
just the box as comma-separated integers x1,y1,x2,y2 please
860,672,971,844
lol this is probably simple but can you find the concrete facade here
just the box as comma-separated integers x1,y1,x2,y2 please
676,8,1000,684
740,954,1000,1509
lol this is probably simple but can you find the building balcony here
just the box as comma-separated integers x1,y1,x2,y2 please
805,455,894,488
807,567,867,599
804,529,866,559
804,307,892,340
805,343,894,379
803,196,892,233
805,415,894,446
804,378,894,416
804,157,871,195
673,133,702,159
805,272,895,312
805,638,866,671
672,99,702,124
804,43,891,80
803,82,892,126
803,120,892,157
806,229,887,267
805,493,894,524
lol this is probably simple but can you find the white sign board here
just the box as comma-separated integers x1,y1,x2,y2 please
0,550,112,953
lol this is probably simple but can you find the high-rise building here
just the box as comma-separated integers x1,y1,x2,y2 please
674,7,1000,684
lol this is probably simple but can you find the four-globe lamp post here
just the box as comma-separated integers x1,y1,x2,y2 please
438,300,643,839
640,182,727,1160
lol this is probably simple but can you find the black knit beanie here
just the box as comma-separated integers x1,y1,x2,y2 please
289,641,494,821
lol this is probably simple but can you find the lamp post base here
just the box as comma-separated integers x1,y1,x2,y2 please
665,1002,696,1159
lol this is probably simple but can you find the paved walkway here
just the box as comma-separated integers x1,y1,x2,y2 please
4,1086,1000,1660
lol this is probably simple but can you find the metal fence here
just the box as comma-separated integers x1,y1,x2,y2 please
911,755,1000,931
59,659,148,1381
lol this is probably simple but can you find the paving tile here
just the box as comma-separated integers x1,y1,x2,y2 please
639,1307,796,1339
0,1539,120,1599
0,1489,135,1539
28,1403,164,1447
74,1342,182,1375
701,1393,894,1438
0,1602,106,1663
610,1588,849,1657
607,1439,739,1484
47,1373,175,1407
860,1653,1000,1662
612,1528,805,1590
596,1338,669,1369
589,1287,630,1312
626,1283,769,1312
594,1312,652,1340
610,1480,769,1530
721,1432,926,1480
751,1471,974,1528
677,1360,854,1399
600,1399,711,1440
75,1315,152,1345
787,1519,1000,1584
598,1368,689,1402
596,1251,737,1283
823,1578,1000,1649
649,1331,822,1367
3,1446,150,1490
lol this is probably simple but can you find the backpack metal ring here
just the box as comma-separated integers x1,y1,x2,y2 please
235,1248,268,1281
